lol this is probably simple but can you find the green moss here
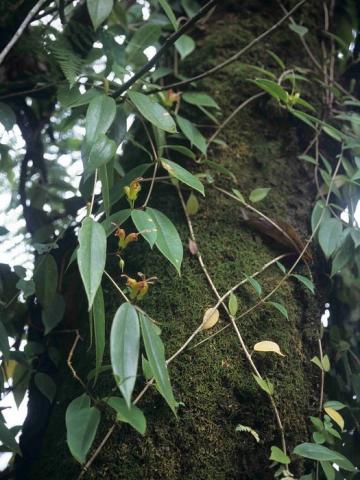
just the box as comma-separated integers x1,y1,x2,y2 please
31,1,323,479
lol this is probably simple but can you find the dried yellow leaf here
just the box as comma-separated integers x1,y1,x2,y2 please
324,406,344,431
202,307,220,330
253,340,285,356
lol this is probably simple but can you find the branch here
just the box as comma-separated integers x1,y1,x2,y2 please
0,0,48,66
112,0,219,98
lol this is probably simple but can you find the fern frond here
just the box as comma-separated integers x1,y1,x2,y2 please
235,424,260,443
46,35,83,87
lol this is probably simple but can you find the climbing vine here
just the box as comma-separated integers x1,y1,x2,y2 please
0,0,360,479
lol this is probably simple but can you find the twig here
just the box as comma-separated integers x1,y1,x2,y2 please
176,185,287,453
142,162,159,208
88,169,98,216
208,92,265,145
0,0,48,66
154,0,307,92
67,330,94,399
112,0,219,98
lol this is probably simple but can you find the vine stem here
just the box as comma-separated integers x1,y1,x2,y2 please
88,169,98,217
78,253,288,478
155,0,307,92
208,92,265,145
0,0,48,66
176,185,287,454
112,0,218,98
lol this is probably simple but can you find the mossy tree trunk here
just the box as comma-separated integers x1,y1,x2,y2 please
30,1,325,479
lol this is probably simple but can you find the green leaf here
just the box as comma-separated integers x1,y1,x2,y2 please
270,446,290,465
87,0,113,30
254,79,287,102
311,356,323,371
323,400,346,411
139,313,177,415
161,158,204,195
245,274,262,296
186,193,199,215
232,189,245,203
0,420,21,455
34,372,56,403
106,397,146,435
318,218,343,258
249,187,271,203
322,354,330,372
253,374,274,395
158,0,178,29
85,134,116,175
110,303,140,408
182,92,220,110
311,201,331,234
126,24,161,64
174,34,195,60
78,217,107,310
66,394,101,464
289,23,308,37
16,278,35,298
228,293,238,316
85,94,116,142
34,254,58,309
128,91,176,133
101,209,131,236
42,292,65,334
293,443,356,471
147,208,183,274
0,102,16,131
267,301,289,319
0,320,10,360
131,209,157,248
163,144,195,160
320,461,335,480
292,274,315,294
176,115,207,155
92,286,105,384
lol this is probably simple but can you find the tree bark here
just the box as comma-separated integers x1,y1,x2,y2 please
29,1,325,478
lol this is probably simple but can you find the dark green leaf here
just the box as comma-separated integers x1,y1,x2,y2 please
42,292,65,334
176,115,207,154
78,217,107,310
34,372,56,402
128,91,176,133
0,102,16,131
293,443,356,471
92,286,105,384
139,312,177,414
66,394,101,464
131,209,157,248
87,0,113,30
147,208,183,274
318,218,343,258
292,274,315,294
182,92,220,110
158,0,178,29
106,397,146,435
267,301,289,319
0,420,21,454
34,254,58,309
174,34,195,60
85,94,116,142
110,302,140,408
85,134,116,175
161,158,204,195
